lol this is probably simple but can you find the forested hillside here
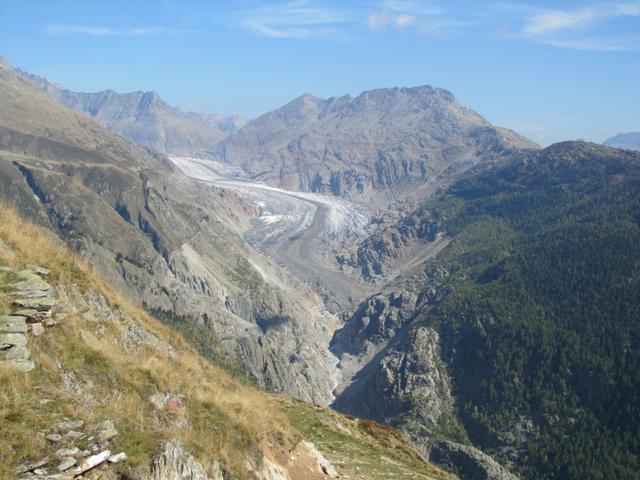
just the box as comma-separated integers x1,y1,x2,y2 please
418,142,640,478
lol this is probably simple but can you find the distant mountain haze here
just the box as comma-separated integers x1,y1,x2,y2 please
604,132,640,151
16,65,247,156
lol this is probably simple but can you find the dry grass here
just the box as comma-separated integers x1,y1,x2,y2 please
0,205,291,478
0,205,451,479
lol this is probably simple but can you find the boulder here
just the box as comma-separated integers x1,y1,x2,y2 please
31,322,45,337
0,315,28,333
56,456,77,472
94,420,117,443
0,343,29,360
14,457,49,475
73,450,111,476
108,452,127,464
0,332,28,346
13,296,57,311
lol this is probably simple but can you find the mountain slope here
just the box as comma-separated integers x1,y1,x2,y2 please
19,65,245,156
0,205,454,480
332,142,640,479
604,131,640,151
0,60,338,406
212,87,537,201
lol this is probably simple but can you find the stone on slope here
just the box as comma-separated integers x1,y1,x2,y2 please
147,440,213,480
94,420,117,443
56,456,77,472
13,296,57,311
31,322,45,336
108,452,127,464
73,450,111,476
0,315,28,333
14,457,49,475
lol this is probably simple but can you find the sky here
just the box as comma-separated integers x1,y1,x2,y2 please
0,0,639,145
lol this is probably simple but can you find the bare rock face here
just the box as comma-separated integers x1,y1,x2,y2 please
430,441,519,480
147,440,222,480
212,86,537,201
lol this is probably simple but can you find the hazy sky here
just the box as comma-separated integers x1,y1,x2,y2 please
1,0,639,145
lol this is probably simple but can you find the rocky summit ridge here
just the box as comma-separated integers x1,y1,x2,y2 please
211,85,537,202
16,62,246,156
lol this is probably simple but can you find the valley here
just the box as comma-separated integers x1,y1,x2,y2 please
171,156,372,312
2,50,639,480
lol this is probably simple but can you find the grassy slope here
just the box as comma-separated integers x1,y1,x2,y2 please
0,205,453,480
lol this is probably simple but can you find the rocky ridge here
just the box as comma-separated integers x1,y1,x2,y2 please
17,64,246,156
211,86,537,202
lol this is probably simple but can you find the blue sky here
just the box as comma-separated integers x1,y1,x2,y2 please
0,0,639,145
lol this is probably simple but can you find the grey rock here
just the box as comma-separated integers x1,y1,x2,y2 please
94,420,117,443
72,450,111,476
0,332,28,346
56,457,76,472
604,131,640,151
54,420,84,431
430,440,519,480
11,271,52,292
55,447,80,458
13,296,57,311
31,322,45,336
209,461,224,480
46,433,63,442
27,264,51,276
147,440,211,480
213,87,537,201
65,430,85,441
22,69,246,156
107,452,127,463
14,309,51,323
0,315,28,333
0,343,29,361
15,457,49,475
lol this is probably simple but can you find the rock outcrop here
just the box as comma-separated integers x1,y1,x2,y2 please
430,441,518,480
147,440,223,480
0,266,57,372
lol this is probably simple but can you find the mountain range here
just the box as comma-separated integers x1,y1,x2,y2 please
211,87,537,202
19,66,246,156
604,132,640,151
1,56,639,480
